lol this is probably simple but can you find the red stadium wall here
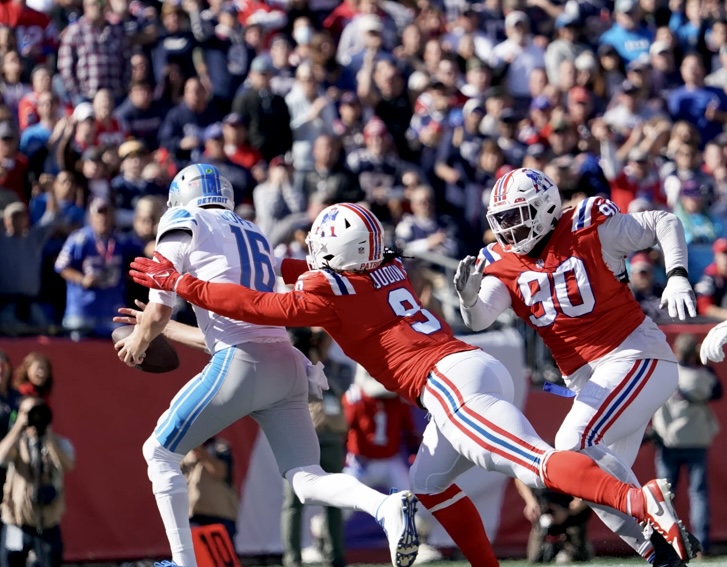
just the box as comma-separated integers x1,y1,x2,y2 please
0,324,725,561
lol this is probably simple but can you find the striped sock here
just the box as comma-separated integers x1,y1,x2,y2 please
415,484,499,567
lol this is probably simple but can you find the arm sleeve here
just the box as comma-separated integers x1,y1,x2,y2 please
280,258,309,285
175,276,340,327
148,231,192,307
460,275,512,331
597,210,688,273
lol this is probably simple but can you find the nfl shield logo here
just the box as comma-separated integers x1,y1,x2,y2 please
536,259,545,269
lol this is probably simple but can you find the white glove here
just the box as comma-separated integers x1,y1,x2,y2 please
659,275,697,320
293,348,330,400
700,320,727,364
306,361,330,400
454,255,484,308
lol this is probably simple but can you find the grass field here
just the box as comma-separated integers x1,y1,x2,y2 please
334,559,727,567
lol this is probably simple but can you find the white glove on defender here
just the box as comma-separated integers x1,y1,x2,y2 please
454,255,485,308
701,320,727,364
659,275,696,320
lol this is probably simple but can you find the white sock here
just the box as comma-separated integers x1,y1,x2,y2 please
581,445,652,557
143,437,197,567
286,465,387,517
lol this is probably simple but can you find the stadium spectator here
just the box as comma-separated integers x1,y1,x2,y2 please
652,333,723,556
516,480,594,564
0,396,74,567
54,196,142,339
158,77,220,168
19,91,61,177
629,252,666,321
599,0,654,64
696,237,727,319
253,155,303,239
296,134,363,207
0,121,30,204
668,53,727,148
114,81,166,151
221,112,263,172
111,140,165,230
232,55,293,162
57,0,130,105
285,63,335,171
0,197,57,335
181,437,238,545
12,352,54,403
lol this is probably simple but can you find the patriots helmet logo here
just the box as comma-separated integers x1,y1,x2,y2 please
317,207,340,237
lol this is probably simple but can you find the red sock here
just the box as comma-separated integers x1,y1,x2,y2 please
543,451,645,520
416,484,499,567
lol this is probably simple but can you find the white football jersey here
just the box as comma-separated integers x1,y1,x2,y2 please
149,206,289,352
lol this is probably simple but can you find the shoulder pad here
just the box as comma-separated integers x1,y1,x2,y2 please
571,197,620,232
157,207,197,241
476,243,502,271
295,269,356,296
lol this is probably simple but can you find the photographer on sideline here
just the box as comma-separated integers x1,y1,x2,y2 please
0,397,75,567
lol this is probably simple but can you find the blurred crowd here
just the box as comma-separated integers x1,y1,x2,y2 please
4,0,727,339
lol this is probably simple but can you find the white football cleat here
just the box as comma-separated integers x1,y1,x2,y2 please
642,479,693,561
375,491,420,567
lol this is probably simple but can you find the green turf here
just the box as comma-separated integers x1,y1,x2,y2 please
337,558,727,567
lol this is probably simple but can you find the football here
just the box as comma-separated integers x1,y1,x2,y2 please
111,325,180,373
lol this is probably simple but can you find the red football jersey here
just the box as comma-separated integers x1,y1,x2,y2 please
480,197,646,376
342,385,417,459
0,2,57,64
178,258,477,405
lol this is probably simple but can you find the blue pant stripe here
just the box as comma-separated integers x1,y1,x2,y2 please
167,348,234,452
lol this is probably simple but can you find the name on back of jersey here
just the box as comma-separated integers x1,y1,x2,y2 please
370,263,407,289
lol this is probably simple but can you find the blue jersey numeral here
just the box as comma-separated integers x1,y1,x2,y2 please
229,225,275,291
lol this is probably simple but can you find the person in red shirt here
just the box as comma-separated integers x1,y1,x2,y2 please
221,113,263,171
93,88,128,147
0,0,58,68
342,365,418,491
16,65,52,131
0,121,30,203
131,201,693,567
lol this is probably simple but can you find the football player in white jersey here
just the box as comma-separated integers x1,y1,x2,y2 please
114,164,419,567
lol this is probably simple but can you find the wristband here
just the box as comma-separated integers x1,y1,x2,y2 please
666,267,688,280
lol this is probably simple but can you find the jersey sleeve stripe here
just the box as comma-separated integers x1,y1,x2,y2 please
572,197,596,231
332,271,355,295
320,270,353,295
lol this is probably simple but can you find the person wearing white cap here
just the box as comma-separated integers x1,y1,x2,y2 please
336,4,396,67
490,11,546,100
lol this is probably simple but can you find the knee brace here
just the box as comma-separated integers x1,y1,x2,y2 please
142,436,187,495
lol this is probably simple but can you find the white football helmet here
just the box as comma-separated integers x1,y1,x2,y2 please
306,203,385,272
167,163,235,210
486,168,562,254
